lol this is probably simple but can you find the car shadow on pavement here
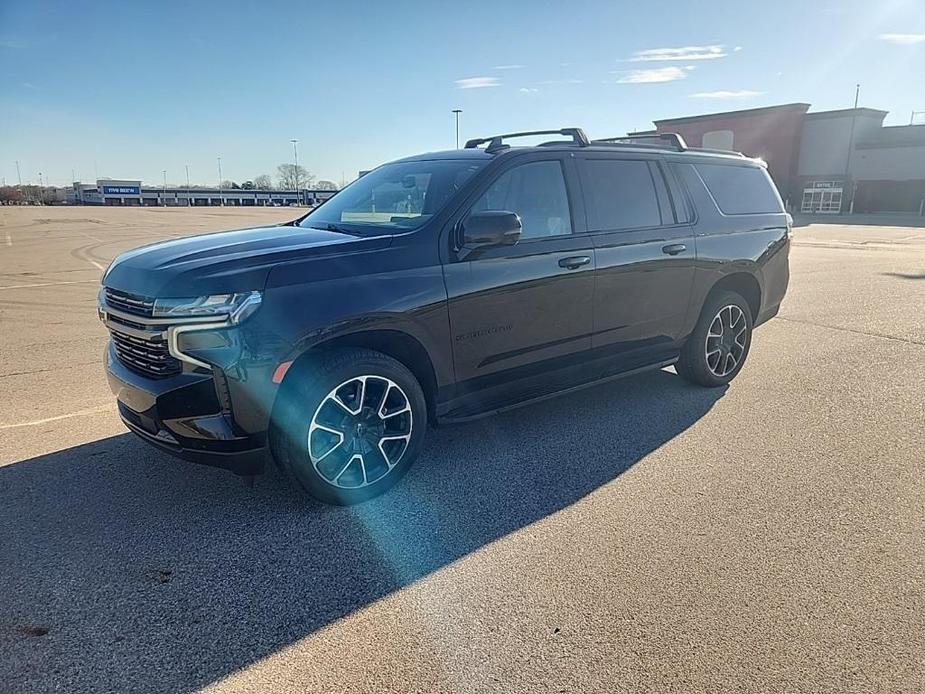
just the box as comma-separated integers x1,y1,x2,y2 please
1,368,724,693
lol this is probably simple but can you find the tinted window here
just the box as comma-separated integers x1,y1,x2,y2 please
581,159,661,230
664,164,692,224
695,163,783,215
470,160,572,239
649,162,673,223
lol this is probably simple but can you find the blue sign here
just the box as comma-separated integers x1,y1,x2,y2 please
102,185,140,195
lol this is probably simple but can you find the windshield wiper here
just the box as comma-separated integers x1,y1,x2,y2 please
310,222,359,236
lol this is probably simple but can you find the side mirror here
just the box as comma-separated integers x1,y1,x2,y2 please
461,211,522,251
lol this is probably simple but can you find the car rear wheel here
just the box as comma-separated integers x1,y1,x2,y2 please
676,290,753,388
270,348,427,505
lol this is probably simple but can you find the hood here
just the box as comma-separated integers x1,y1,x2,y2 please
103,225,391,297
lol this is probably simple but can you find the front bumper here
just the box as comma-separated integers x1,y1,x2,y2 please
106,342,269,475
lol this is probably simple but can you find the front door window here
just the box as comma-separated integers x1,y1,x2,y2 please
470,160,572,239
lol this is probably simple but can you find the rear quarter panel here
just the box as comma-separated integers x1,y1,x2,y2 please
670,159,790,334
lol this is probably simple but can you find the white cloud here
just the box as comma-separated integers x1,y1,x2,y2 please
492,64,523,70
617,67,687,84
518,87,539,93
631,45,727,62
877,33,925,45
733,46,743,52
455,76,501,89
690,90,763,99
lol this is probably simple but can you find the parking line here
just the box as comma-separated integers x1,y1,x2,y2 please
5,231,10,246
0,279,99,290
0,404,115,430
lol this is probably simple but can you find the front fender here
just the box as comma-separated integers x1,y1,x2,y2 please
259,257,453,389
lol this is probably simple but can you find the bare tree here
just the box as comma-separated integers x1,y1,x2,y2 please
0,186,24,204
314,180,339,191
277,163,314,191
253,174,273,190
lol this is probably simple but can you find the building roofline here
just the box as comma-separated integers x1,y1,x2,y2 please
654,102,811,125
805,107,888,119
873,123,925,132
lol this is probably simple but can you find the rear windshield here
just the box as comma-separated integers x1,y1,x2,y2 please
695,163,783,215
299,159,485,234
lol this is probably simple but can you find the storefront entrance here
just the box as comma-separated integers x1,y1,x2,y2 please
801,181,843,214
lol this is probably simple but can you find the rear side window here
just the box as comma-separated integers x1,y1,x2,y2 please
580,159,662,231
695,163,783,215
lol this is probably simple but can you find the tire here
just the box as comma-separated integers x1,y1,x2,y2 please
269,347,427,505
676,290,754,388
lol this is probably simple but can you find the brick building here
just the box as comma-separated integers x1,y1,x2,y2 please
644,103,925,215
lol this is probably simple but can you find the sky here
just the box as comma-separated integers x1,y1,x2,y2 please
1,0,923,188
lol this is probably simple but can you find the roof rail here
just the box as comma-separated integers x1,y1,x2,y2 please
688,146,747,157
465,128,591,153
593,132,688,151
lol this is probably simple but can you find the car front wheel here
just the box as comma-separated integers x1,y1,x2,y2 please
270,348,427,505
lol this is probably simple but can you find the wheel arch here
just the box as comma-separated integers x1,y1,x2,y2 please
707,271,762,321
276,328,440,422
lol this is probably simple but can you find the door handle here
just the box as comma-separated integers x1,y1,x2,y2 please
661,244,687,256
558,255,591,270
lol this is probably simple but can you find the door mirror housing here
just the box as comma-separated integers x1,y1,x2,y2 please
461,211,522,252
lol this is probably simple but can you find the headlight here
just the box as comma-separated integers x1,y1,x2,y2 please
152,291,262,324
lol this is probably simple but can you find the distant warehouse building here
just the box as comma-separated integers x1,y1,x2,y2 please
68,180,336,207
648,103,925,215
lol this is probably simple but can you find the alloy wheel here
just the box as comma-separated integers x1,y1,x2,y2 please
308,375,413,489
705,305,748,378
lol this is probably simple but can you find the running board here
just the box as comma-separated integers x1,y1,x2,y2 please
437,358,677,424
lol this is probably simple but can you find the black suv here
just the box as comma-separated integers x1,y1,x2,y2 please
99,128,790,504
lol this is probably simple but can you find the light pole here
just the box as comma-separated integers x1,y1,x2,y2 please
185,165,190,206
162,170,168,206
217,156,224,206
452,109,462,149
15,160,22,186
845,83,860,214
290,139,300,205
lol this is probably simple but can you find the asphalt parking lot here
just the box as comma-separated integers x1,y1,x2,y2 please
1,206,923,693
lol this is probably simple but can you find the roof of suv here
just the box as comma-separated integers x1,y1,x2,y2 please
395,127,761,166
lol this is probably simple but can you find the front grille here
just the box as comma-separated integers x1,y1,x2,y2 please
109,327,181,378
105,287,155,317
108,313,149,331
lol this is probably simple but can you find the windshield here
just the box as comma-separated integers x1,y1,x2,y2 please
299,159,485,233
